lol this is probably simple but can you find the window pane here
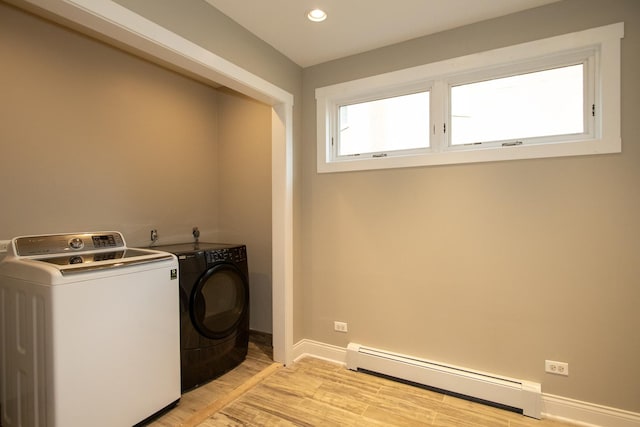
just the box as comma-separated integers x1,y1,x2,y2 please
338,91,429,156
450,64,584,146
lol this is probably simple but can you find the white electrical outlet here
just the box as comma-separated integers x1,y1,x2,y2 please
0,240,10,253
545,360,569,376
334,321,348,333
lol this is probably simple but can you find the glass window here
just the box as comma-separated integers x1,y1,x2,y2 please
450,64,585,146
315,23,622,173
338,91,430,156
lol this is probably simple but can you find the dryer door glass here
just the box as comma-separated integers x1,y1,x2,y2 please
191,264,248,339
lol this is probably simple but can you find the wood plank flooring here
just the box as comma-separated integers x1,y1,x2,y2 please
148,338,576,426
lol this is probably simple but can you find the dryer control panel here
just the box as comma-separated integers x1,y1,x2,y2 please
205,246,247,264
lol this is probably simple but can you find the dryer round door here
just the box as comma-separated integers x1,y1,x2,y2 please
190,263,249,340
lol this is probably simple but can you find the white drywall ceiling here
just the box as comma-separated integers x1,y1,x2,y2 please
204,0,561,67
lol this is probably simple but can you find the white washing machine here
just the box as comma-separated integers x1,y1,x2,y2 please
0,232,181,427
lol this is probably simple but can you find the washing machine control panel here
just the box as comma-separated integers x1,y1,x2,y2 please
13,232,125,256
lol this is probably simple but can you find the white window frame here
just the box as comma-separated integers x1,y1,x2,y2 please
316,23,623,173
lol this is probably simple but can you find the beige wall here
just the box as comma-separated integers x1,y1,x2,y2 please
217,89,273,333
0,2,273,332
111,0,306,340
301,0,640,413
0,2,216,244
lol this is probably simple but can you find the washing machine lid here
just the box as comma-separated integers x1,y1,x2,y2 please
33,248,174,275
1,232,175,280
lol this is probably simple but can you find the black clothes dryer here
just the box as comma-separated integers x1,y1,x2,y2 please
153,242,250,392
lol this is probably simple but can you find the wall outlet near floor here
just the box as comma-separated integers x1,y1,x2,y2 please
334,321,348,333
0,240,10,253
545,360,569,376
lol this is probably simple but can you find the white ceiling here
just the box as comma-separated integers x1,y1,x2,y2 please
204,0,560,67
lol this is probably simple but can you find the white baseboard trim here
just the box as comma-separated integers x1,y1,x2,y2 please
292,338,347,365
542,394,640,427
292,339,640,427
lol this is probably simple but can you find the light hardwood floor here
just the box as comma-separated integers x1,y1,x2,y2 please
148,339,575,427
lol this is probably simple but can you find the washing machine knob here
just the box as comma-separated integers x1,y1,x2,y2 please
69,238,84,250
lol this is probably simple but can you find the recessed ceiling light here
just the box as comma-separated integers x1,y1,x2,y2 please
307,8,327,22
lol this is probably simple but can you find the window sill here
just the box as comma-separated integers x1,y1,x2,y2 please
317,137,621,173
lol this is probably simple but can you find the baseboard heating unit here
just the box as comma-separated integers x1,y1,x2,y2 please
346,343,541,419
